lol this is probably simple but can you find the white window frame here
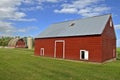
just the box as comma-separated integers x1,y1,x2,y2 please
80,50,89,60
110,19,112,27
40,48,44,56
54,40,65,59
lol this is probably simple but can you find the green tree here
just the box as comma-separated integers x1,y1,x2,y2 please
0,37,13,46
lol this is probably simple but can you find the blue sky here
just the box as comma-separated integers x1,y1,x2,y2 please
0,0,120,47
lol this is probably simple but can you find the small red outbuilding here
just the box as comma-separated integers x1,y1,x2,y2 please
34,14,116,63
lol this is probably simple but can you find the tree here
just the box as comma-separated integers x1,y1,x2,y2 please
0,37,13,46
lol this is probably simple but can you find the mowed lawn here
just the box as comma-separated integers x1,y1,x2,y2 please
0,48,120,80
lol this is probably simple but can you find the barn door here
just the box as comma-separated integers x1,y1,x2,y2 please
40,48,44,56
54,40,65,59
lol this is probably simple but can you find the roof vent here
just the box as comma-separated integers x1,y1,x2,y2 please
69,23,75,27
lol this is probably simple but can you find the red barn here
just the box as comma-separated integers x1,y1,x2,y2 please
8,38,26,48
34,14,116,63
16,39,26,48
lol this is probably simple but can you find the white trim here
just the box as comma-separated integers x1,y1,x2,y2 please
54,40,65,59
110,19,112,27
40,48,44,56
113,49,115,57
80,50,89,60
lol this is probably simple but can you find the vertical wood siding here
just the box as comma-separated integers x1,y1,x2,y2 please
101,16,116,62
35,36,103,62
34,16,116,63
16,39,25,48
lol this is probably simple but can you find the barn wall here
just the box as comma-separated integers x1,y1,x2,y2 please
101,16,116,62
35,36,103,62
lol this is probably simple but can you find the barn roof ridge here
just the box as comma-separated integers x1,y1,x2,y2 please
52,14,111,25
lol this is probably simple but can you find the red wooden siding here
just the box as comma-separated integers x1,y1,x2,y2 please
34,15,116,63
16,39,25,48
56,42,63,58
35,36,103,62
101,17,116,62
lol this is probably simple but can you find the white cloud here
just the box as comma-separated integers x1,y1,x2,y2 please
22,0,34,4
43,0,59,3
54,8,78,14
16,26,39,37
20,0,61,11
37,0,60,3
0,0,39,36
0,0,61,37
0,0,62,21
117,39,120,47
22,0,60,5
115,25,120,30
0,21,15,33
0,0,24,20
10,18,36,22
0,21,38,36
17,26,38,33
0,0,39,23
54,0,110,17
20,6,43,11
115,25,120,47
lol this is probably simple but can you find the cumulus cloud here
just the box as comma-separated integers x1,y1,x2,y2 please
117,39,120,47
115,25,120,30
37,0,60,3
10,18,37,21
54,8,78,14
18,26,38,33
0,0,39,36
42,0,59,3
0,0,61,21
0,0,25,20
0,22,38,36
115,25,120,47
22,0,60,5
0,0,61,37
15,26,39,37
0,0,111,37
20,6,43,11
20,0,61,11
0,21,15,33
54,0,110,17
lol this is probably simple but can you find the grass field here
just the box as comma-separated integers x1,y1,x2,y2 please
0,48,120,80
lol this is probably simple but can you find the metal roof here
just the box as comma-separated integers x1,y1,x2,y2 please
8,38,19,47
36,14,111,38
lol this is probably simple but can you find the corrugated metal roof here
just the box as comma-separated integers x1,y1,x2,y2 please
36,14,110,38
8,38,19,47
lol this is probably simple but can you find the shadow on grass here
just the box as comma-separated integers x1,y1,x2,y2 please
15,48,34,52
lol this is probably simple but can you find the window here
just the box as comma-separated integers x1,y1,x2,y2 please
80,50,89,60
69,23,75,27
110,20,112,27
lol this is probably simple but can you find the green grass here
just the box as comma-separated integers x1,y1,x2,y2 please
117,48,120,59
0,48,120,80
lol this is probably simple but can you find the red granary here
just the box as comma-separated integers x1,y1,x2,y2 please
35,14,116,63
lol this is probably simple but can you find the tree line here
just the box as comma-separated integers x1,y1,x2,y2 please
0,37,13,46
